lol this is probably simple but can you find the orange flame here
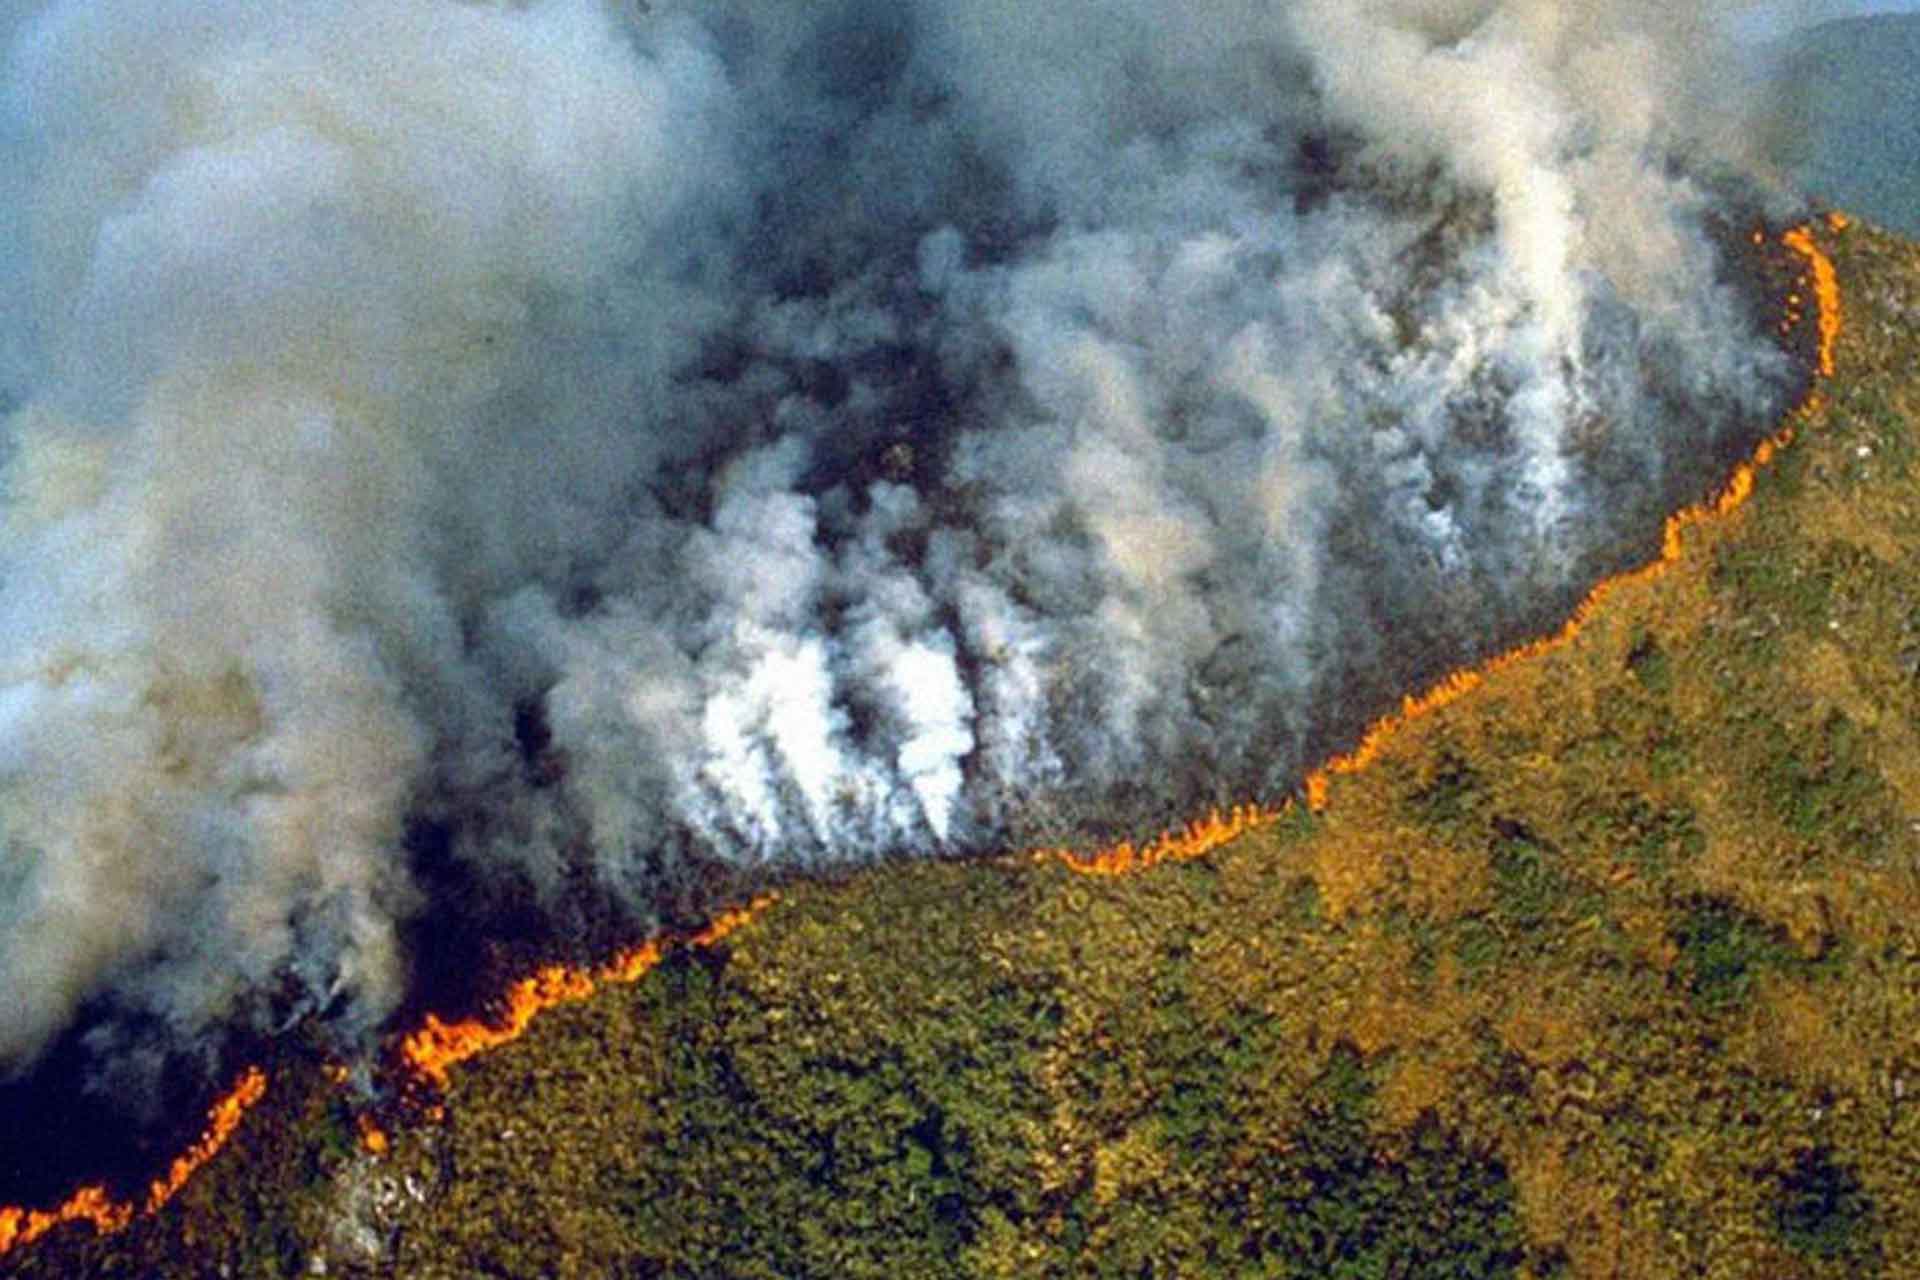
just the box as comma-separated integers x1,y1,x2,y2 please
397,896,776,1091
356,1113,390,1156
0,1066,267,1258
144,1067,268,1212
1783,217,1845,377
1038,802,1283,878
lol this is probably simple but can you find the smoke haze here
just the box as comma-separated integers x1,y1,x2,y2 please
0,0,1808,1091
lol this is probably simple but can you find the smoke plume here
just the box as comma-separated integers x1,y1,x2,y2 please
0,0,1804,1089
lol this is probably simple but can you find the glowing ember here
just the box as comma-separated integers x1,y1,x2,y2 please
357,1114,390,1156
0,1067,267,1257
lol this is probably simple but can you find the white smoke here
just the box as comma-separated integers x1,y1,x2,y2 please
0,0,1803,1082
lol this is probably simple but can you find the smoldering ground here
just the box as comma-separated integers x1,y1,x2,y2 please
0,0,1819,1153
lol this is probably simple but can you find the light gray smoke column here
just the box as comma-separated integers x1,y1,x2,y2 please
0,0,1801,1082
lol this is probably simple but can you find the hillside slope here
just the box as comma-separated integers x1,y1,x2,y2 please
1770,15,1920,238
7,215,1918,1279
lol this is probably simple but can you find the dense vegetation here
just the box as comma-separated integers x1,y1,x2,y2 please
7,217,1917,1278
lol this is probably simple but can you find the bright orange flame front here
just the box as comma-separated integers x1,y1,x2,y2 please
1783,215,1846,377
1039,803,1282,877
397,896,776,1091
0,1066,267,1258
1296,431,1785,813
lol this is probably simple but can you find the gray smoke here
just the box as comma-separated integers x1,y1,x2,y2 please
0,0,1804,1081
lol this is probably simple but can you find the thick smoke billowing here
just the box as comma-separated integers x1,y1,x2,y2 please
0,0,1804,1087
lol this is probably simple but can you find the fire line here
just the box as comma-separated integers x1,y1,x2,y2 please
0,215,1847,1260
1050,214,1845,875
0,1067,266,1258
395,895,777,1093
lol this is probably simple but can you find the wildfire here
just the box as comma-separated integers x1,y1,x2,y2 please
144,1068,269,1213
1783,212,1848,377
1040,802,1283,877
1290,221,1840,815
1296,428,1785,812
1056,216,1846,861
396,896,777,1092
0,216,1849,1263
0,1067,267,1258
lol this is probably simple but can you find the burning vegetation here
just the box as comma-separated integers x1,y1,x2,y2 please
0,212,1876,1277
0,0,1894,1270
0,1068,264,1260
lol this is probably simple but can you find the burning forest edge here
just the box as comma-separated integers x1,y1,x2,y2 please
0,0,1891,1265
0,211,1851,1268
0,0,1832,1093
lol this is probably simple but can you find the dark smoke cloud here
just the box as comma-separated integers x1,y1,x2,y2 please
0,0,1803,1083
